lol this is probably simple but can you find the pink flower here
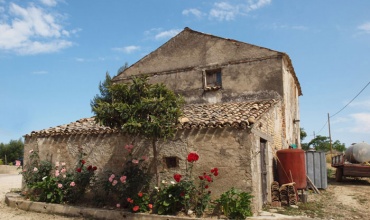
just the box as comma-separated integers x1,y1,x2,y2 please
132,159,139,164
124,144,134,152
110,174,115,179
148,204,153,209
116,203,120,208
55,170,60,177
138,192,143,197
57,183,63,188
127,198,134,203
112,180,118,186
15,160,21,166
141,155,149,161
33,167,38,172
61,168,66,173
133,206,139,212
120,176,127,183
70,182,76,187
187,152,199,163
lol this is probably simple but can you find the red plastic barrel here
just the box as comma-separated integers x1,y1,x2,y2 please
276,149,306,189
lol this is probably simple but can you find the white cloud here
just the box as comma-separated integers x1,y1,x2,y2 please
209,0,271,21
246,0,271,12
271,23,308,31
112,45,141,54
349,113,370,133
209,2,239,21
349,100,370,109
358,22,370,34
32,70,48,75
155,29,181,40
0,2,73,55
40,0,58,7
182,8,204,19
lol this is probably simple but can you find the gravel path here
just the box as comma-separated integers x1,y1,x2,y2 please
0,174,83,220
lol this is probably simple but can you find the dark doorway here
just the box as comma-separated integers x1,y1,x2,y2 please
260,139,268,204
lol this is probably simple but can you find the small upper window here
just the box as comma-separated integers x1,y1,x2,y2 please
204,69,222,91
164,156,178,168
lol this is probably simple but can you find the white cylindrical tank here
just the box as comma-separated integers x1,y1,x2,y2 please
345,142,370,163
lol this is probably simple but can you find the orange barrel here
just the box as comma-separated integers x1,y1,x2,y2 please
276,149,307,189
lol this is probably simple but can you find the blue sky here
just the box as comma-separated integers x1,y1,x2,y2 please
1,0,369,146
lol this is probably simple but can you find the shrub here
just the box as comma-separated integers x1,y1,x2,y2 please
22,150,97,204
216,187,253,219
154,152,219,217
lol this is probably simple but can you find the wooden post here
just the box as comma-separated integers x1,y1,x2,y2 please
328,113,333,159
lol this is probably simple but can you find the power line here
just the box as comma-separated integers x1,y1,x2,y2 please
315,81,370,135
330,81,370,118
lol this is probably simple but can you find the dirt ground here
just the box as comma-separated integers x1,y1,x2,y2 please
0,174,83,220
2,169,370,220
274,165,370,220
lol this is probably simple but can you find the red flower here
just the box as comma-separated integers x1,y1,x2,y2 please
148,204,153,209
127,198,134,203
205,185,209,189
133,206,139,212
138,192,143,197
198,176,204,180
187,152,199,163
211,168,219,176
174,173,182,182
87,165,92,171
204,175,212,182
92,166,97,171
180,192,185,197
76,168,82,173
81,160,86,165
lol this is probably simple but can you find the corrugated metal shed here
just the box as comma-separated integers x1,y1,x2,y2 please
305,151,327,189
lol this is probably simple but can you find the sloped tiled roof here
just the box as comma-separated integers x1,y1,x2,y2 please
26,100,276,137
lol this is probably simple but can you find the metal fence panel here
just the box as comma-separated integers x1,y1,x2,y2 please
305,151,327,189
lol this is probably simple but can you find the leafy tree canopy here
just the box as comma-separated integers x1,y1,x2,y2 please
0,139,24,164
302,135,346,152
91,76,184,139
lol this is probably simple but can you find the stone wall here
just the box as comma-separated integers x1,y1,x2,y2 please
24,126,262,213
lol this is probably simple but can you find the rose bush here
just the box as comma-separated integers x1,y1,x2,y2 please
22,150,97,204
155,152,219,217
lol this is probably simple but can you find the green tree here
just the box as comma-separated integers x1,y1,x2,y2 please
90,72,113,110
332,140,346,152
0,139,24,164
300,128,310,150
306,135,346,152
91,76,184,186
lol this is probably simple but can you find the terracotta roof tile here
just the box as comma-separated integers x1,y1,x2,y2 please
26,100,276,137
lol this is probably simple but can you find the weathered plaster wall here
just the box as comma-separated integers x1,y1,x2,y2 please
282,58,301,147
24,133,151,175
24,126,263,213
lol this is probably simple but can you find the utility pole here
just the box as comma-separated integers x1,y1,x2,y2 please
328,113,333,159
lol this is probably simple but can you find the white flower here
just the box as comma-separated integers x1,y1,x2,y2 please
169,194,172,198
61,162,66,166
162,180,167,184
55,161,60,167
33,167,38,172
187,210,194,215
170,181,175,185
154,187,159,191
42,176,47,181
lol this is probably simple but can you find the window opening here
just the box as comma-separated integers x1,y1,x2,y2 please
164,156,178,168
204,69,222,91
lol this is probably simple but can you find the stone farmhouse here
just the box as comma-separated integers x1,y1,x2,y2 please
24,27,302,213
